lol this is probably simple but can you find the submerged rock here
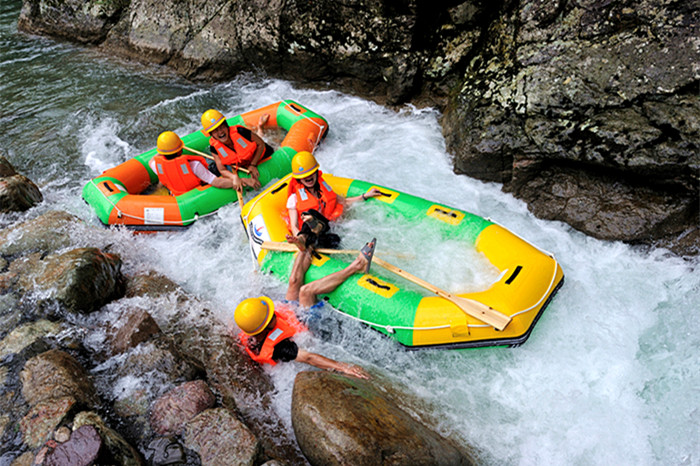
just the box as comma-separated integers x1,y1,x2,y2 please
292,371,476,465
183,408,260,466
109,308,161,355
149,380,216,436
0,210,78,257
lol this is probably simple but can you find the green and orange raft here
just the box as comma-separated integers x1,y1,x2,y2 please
82,100,328,231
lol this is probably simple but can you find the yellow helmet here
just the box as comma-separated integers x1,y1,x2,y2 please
156,131,184,155
234,297,275,335
201,109,226,136
291,151,319,179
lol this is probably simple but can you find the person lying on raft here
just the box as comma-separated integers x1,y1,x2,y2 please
233,239,376,378
285,151,381,251
150,131,238,196
200,109,274,192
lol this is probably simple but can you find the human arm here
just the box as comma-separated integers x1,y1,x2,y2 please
295,349,370,379
192,161,240,190
246,131,266,180
287,194,301,235
338,188,382,207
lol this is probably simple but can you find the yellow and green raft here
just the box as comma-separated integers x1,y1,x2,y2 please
241,174,565,350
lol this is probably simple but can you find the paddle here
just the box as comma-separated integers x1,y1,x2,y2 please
260,241,414,259
183,145,250,174
370,256,511,331
260,241,511,330
236,188,245,209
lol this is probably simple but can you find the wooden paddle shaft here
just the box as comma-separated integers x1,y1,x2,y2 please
260,241,511,329
371,256,511,330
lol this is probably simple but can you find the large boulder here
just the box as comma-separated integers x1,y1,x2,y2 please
17,0,126,44
442,0,699,252
291,371,476,465
21,247,125,314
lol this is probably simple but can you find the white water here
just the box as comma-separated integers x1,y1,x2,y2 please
65,79,698,465
2,13,697,458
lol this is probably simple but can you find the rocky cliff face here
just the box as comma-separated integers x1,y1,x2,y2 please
17,0,699,254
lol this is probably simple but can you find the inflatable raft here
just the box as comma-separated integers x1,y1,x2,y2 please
241,174,565,350
82,100,328,231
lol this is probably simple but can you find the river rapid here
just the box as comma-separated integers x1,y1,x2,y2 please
1,1,699,464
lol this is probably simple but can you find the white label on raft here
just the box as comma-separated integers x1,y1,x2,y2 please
144,208,165,225
248,213,270,261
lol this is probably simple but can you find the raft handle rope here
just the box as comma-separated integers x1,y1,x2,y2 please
89,178,221,225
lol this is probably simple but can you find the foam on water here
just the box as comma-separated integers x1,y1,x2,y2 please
1,5,698,459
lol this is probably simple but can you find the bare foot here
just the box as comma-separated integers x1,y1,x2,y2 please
286,233,307,252
349,252,368,274
258,113,269,126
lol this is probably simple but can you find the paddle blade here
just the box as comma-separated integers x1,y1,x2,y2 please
448,295,511,331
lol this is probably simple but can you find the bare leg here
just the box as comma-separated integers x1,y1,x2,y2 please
254,114,269,138
298,252,367,307
286,250,313,302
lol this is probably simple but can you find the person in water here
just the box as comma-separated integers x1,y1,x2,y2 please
150,131,237,196
285,151,381,251
200,109,274,191
233,239,376,377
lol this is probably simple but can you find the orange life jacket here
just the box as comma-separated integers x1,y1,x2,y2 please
209,125,257,166
287,171,344,226
240,304,307,366
153,154,207,196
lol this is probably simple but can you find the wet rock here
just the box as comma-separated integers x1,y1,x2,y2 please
20,349,97,407
10,451,34,466
0,210,78,257
109,308,161,355
292,371,476,465
0,156,16,177
18,0,126,44
43,424,103,466
144,436,185,466
125,271,181,298
444,0,699,250
0,320,62,360
72,411,143,465
24,247,125,314
19,396,76,448
54,426,71,443
183,408,260,466
0,174,42,213
168,313,306,463
150,380,215,436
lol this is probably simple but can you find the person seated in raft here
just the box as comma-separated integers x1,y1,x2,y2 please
200,109,274,192
233,239,377,378
285,151,382,251
149,131,238,195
